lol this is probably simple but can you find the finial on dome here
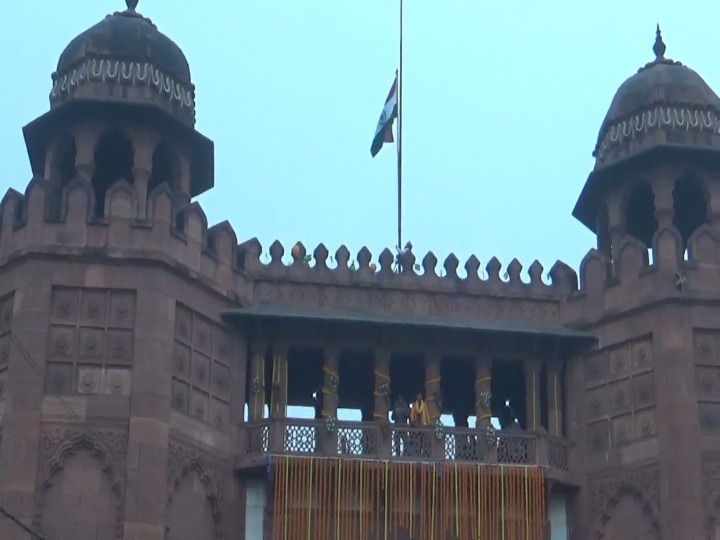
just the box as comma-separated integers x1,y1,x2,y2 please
653,23,666,60
125,0,139,12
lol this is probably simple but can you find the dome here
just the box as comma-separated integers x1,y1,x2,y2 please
592,27,720,170
574,27,720,231
50,0,195,126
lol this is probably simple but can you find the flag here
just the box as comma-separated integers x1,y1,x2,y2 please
370,74,398,157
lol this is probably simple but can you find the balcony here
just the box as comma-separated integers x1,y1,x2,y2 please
238,418,577,486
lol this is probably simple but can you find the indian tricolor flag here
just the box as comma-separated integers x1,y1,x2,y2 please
370,74,398,157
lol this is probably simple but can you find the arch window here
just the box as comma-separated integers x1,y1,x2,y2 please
624,182,657,247
673,176,707,248
149,141,179,194
92,130,134,217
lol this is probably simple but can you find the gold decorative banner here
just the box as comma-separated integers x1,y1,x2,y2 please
271,456,546,540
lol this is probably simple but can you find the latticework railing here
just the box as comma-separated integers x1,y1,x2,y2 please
240,418,571,474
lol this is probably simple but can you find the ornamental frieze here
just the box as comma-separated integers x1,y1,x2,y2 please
252,281,560,323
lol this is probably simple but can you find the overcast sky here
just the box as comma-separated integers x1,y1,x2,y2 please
4,0,719,278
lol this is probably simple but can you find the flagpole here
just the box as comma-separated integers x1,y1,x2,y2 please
397,0,403,254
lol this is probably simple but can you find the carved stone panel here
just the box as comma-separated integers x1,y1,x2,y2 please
166,439,229,539
699,403,720,436
253,282,561,324
583,337,655,453
45,288,136,397
694,330,720,436
588,465,661,539
695,330,720,366
702,455,720,536
172,304,231,431
35,425,128,537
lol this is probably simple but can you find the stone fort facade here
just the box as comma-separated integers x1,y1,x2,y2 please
1,2,720,540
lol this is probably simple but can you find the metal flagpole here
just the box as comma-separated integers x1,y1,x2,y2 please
397,0,403,254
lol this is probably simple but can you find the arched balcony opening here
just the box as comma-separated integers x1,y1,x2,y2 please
673,176,708,253
440,357,476,428
624,182,657,261
597,204,611,257
149,141,180,194
92,130,134,217
337,351,374,423
491,359,526,430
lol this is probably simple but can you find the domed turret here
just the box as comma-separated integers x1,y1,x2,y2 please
50,0,195,127
22,0,214,216
592,26,720,170
574,27,720,243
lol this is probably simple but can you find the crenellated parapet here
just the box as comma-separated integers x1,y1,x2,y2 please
238,239,580,325
0,178,242,299
564,223,720,325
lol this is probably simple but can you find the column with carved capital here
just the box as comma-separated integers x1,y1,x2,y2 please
320,347,340,454
247,341,266,422
269,345,288,419
524,359,542,432
474,355,496,461
322,346,339,419
475,357,492,428
424,353,442,422
269,345,288,454
373,349,391,456
424,353,443,459
547,359,563,437
373,349,391,421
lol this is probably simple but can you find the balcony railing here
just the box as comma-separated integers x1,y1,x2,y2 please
239,418,574,481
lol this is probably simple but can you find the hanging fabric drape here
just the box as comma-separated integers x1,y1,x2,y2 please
271,456,546,540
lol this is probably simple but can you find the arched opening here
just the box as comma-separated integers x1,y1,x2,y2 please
624,182,657,248
167,467,218,540
39,449,118,540
92,130,134,217
149,141,179,194
597,204,611,257
673,176,707,251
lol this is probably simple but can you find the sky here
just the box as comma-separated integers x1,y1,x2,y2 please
1,1,718,422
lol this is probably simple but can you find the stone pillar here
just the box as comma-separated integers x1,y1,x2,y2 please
123,285,175,540
474,355,496,461
655,310,704,538
0,263,52,540
652,173,675,229
132,167,151,221
547,359,563,437
706,180,720,227
132,136,154,221
474,356,492,429
74,125,98,182
524,359,542,432
372,349,391,422
424,353,442,422
322,346,339,419
230,333,248,426
269,344,288,455
247,341,266,421
606,189,625,263
320,347,340,455
177,156,192,205
269,344,288,419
